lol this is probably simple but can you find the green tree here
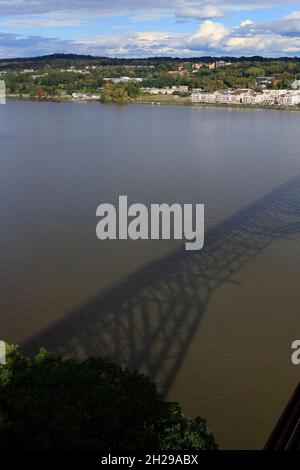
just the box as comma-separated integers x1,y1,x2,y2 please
0,345,217,450
101,83,130,104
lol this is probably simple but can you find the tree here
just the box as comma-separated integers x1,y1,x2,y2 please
36,88,46,99
101,83,130,104
0,345,217,450
123,82,141,98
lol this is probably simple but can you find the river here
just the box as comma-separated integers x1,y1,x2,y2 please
0,99,300,449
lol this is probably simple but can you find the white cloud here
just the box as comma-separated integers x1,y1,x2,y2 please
240,19,254,27
177,5,225,20
186,19,300,55
73,20,300,57
131,11,171,22
4,18,84,29
261,15,300,36
188,20,229,49
0,1,299,18
284,11,300,21
1,2,300,57
226,34,300,54
75,31,184,57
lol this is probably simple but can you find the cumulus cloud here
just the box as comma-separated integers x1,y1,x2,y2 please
75,31,185,57
185,19,300,55
1,1,300,57
226,34,300,54
188,20,229,49
2,22,300,59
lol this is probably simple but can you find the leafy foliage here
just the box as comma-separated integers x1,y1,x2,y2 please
101,83,130,104
0,345,217,450
3,55,300,99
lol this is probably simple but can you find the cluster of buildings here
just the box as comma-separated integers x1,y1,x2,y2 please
60,66,98,74
141,85,189,95
168,61,232,76
72,92,101,100
192,61,232,71
168,66,188,77
208,61,232,70
190,88,300,107
103,76,143,84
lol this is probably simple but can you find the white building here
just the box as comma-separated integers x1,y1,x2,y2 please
190,88,300,107
0,80,6,105
72,93,101,100
104,77,143,84
277,93,300,106
292,80,300,90
142,86,188,95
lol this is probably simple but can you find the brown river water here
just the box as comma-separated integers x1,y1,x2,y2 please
0,100,300,449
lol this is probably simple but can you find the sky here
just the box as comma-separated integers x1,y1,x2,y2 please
1,1,300,58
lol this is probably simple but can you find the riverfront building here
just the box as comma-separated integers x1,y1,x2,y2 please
190,89,300,107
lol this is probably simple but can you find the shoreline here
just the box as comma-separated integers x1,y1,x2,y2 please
6,94,300,112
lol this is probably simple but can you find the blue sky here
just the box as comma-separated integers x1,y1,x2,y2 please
1,1,300,58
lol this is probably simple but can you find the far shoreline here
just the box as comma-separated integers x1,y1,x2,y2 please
6,94,300,112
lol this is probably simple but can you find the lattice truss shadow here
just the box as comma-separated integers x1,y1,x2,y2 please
24,177,300,394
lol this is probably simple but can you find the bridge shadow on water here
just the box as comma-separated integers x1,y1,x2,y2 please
23,176,300,395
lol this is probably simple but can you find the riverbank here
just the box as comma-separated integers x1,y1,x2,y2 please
135,94,300,111
7,93,73,102
6,93,300,111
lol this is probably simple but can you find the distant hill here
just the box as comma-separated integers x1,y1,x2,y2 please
1,53,300,66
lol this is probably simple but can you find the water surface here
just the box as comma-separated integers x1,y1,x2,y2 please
0,100,300,449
